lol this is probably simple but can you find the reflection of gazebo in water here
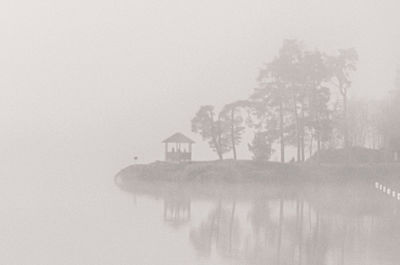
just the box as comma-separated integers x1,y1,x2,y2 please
162,132,195,162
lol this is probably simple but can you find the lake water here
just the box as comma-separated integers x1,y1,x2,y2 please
3,161,400,265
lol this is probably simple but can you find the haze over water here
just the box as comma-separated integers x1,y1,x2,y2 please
3,152,400,265
2,0,400,264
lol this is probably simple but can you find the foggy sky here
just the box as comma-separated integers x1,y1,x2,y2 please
1,0,399,165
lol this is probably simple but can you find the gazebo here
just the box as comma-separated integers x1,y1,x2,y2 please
162,132,195,162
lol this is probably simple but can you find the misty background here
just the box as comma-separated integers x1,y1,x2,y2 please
2,0,400,168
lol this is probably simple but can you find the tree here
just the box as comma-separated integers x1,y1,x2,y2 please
347,99,384,149
327,48,358,150
251,80,287,162
271,39,305,162
248,131,273,161
191,105,231,160
301,50,332,157
381,67,400,160
220,100,248,160
253,40,334,162
252,40,303,162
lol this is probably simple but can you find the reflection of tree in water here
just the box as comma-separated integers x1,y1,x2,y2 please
163,193,191,229
245,198,328,265
303,182,400,265
122,179,400,265
246,198,278,264
189,192,400,265
189,200,240,258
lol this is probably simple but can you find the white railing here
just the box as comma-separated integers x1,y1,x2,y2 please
375,181,400,200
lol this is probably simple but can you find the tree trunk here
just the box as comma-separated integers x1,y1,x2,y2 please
292,94,301,162
279,101,285,163
210,111,224,160
317,128,321,152
297,135,301,162
343,88,350,164
301,106,306,162
230,109,237,160
216,118,224,160
211,134,223,160
343,90,349,149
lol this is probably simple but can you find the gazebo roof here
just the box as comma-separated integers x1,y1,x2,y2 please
162,132,195,144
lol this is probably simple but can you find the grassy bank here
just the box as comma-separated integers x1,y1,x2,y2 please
115,160,400,184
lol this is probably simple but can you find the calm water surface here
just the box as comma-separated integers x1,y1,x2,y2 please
3,161,400,265
116,175,400,265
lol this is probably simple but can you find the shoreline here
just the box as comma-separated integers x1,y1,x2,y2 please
115,160,400,185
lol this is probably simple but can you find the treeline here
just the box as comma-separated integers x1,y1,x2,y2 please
191,39,400,162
